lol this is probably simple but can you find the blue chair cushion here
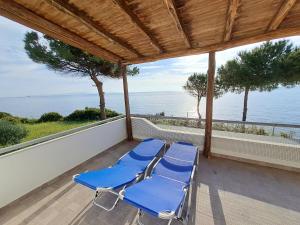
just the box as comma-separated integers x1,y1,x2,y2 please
74,138,165,190
117,138,165,168
165,142,197,162
152,157,194,184
74,164,143,190
123,175,186,217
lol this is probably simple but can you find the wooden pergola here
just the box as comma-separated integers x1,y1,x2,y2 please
1,0,299,157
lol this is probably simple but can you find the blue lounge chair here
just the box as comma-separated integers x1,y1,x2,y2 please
120,142,198,225
73,138,166,211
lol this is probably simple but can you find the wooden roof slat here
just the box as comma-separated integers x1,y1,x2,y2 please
0,0,121,63
125,26,300,64
111,0,164,53
1,0,300,65
267,0,297,31
163,0,191,48
45,0,142,57
224,0,240,42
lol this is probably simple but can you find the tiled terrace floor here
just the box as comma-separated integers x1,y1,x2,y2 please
1,141,300,225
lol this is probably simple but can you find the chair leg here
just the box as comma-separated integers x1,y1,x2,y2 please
137,209,145,225
93,192,120,211
93,187,126,211
137,209,174,225
167,218,173,225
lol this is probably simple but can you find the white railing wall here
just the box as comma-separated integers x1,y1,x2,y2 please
212,135,300,170
132,117,205,147
132,117,300,171
0,118,127,208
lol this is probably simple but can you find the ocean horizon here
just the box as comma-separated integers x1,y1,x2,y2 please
0,88,300,124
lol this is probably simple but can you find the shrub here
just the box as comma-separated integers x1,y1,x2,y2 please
0,112,11,119
105,108,119,118
155,112,165,116
39,112,63,122
0,120,28,146
65,109,98,121
65,108,119,121
1,116,20,124
19,117,38,124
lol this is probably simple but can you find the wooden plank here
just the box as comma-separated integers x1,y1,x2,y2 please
121,63,133,141
203,52,215,158
45,0,142,57
268,0,297,31
163,0,191,48
111,0,164,53
125,26,300,64
224,0,240,42
0,0,121,63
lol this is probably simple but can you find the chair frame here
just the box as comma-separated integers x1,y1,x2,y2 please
120,142,199,225
73,140,166,212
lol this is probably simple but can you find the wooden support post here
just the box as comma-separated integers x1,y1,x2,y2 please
203,52,216,158
121,64,133,141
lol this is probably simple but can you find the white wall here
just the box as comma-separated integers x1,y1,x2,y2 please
212,135,300,170
132,117,205,147
0,118,127,208
132,117,300,171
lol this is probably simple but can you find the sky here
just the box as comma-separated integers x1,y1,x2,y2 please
1,16,300,97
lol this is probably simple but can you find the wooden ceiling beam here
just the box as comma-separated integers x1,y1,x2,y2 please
0,0,121,63
267,0,297,31
125,26,300,64
223,0,240,42
111,0,164,53
163,0,191,48
45,0,142,57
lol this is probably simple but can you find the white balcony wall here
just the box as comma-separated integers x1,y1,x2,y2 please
0,118,127,208
132,117,205,147
132,117,300,171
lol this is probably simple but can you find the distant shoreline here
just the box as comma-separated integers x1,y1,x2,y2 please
1,86,299,99
0,89,299,125
0,91,188,99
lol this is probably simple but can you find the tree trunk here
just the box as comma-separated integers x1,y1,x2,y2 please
91,74,106,120
242,87,249,122
197,96,202,127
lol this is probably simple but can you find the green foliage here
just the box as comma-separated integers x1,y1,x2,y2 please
278,48,300,86
19,118,38,124
24,31,139,119
218,40,295,93
0,112,11,119
183,73,223,122
65,108,119,121
24,32,139,78
150,118,201,128
218,40,300,121
212,123,267,135
155,112,165,116
39,112,63,122
22,121,93,142
105,108,120,118
1,116,21,124
279,131,294,139
183,73,223,98
0,113,37,124
149,118,269,136
0,121,28,146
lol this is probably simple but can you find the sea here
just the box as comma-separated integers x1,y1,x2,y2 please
0,87,300,124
